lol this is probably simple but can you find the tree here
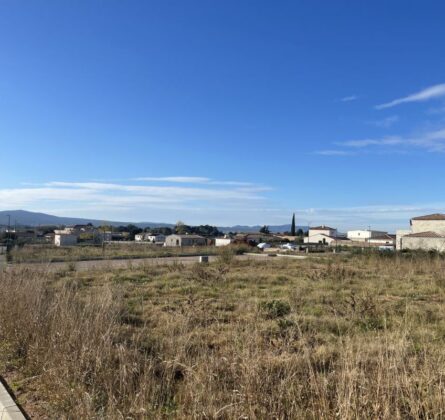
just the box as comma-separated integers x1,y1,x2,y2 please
175,221,191,235
259,225,270,234
125,224,143,240
291,213,296,236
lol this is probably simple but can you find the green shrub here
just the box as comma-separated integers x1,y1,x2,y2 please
259,299,291,318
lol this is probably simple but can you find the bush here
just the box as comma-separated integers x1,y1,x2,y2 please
259,300,291,318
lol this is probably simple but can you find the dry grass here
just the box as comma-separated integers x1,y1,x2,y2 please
2,252,445,418
9,243,251,263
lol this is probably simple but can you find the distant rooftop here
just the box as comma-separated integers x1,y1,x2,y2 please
404,231,445,238
411,213,445,221
310,225,336,230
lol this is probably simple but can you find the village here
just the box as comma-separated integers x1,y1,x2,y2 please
2,212,445,254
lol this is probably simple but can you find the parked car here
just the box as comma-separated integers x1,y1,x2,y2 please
257,242,271,250
280,243,297,250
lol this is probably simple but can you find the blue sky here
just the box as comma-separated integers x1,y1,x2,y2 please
1,0,445,230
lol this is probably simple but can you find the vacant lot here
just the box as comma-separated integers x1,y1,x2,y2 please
9,243,251,263
1,251,445,418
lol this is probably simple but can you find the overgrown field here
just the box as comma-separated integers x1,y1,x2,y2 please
2,252,445,418
9,243,251,263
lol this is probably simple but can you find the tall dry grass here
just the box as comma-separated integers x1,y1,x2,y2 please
1,253,445,418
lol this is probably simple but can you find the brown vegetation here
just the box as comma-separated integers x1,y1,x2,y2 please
2,252,445,418
9,243,251,264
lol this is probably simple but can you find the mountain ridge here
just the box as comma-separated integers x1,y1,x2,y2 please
0,210,307,233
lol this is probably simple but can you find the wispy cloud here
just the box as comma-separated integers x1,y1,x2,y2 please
338,136,403,148
314,150,355,156
132,176,255,187
376,83,445,110
369,115,399,128
0,178,274,224
334,128,445,153
340,95,358,102
133,176,211,183
316,127,445,156
294,203,445,231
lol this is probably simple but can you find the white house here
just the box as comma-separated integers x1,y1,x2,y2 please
397,214,445,251
304,225,339,245
347,229,388,242
308,225,337,237
215,237,233,247
135,233,166,243
368,234,396,246
304,233,338,245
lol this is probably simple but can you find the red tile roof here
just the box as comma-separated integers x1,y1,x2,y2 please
404,231,445,238
411,213,445,221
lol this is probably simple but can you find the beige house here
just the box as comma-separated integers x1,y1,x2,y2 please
165,234,206,247
304,225,338,245
397,214,445,251
304,233,338,245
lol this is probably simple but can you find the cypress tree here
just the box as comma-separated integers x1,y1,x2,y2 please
291,213,296,236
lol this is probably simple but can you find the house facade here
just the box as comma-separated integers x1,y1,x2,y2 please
304,225,338,245
135,233,166,243
347,230,388,242
397,214,445,251
165,234,206,247
215,237,233,247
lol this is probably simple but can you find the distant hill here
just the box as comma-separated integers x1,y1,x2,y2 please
0,210,173,229
0,210,308,233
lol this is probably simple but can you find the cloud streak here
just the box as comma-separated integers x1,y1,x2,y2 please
340,95,358,102
0,178,274,224
369,115,399,128
316,128,445,156
132,176,255,187
376,83,445,109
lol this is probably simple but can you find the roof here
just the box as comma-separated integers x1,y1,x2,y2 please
371,234,396,240
411,214,445,221
168,234,205,239
404,231,445,238
310,225,336,231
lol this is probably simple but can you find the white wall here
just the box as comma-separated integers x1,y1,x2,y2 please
309,228,336,237
401,236,445,252
304,233,336,245
411,220,445,235
396,230,411,250
215,238,232,247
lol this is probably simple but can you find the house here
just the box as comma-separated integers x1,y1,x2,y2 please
308,225,337,237
368,234,396,246
347,229,388,242
165,234,206,247
397,214,445,251
304,225,339,245
215,236,233,247
304,233,339,245
54,228,78,246
135,233,166,243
